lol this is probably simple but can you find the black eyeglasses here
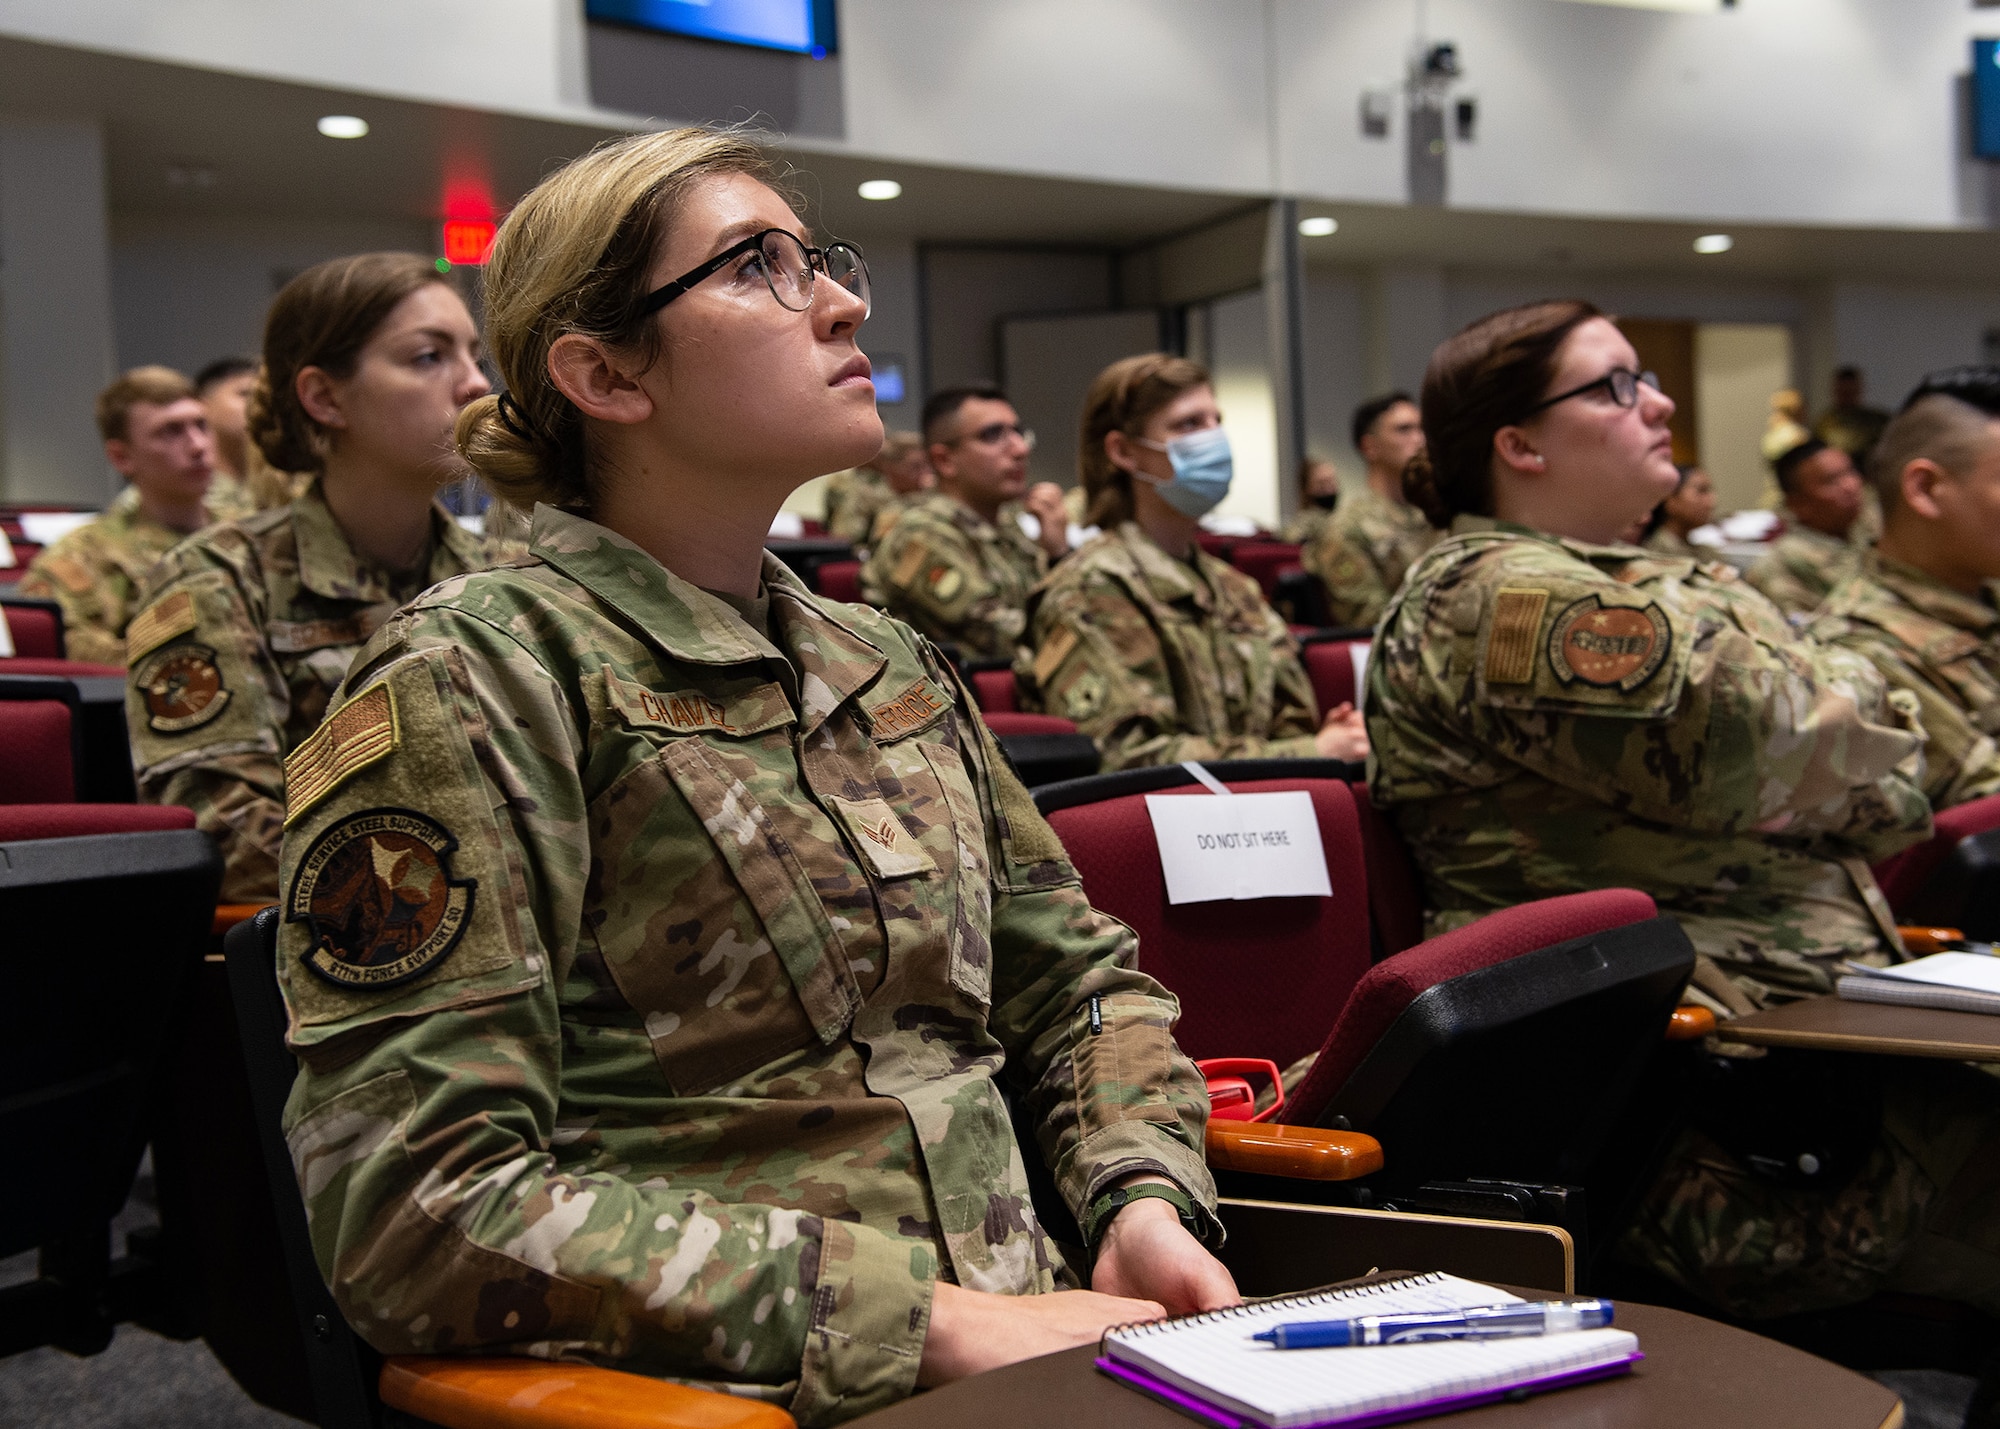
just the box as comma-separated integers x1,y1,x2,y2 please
948,421,1036,451
1522,367,1661,418
636,228,870,319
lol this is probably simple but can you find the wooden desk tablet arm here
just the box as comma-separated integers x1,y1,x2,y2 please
1205,1121,1384,1180
379,1357,797,1429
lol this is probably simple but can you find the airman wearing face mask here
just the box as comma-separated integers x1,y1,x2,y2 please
1017,353,1367,771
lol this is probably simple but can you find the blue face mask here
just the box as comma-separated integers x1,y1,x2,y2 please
1135,425,1233,519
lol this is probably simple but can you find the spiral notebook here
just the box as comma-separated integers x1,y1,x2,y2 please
1095,1272,1642,1429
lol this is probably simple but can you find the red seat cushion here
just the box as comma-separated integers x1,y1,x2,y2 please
981,712,1076,736
1045,778,1373,1067
1302,640,1367,714
1,603,63,659
0,700,73,803
1230,541,1303,599
971,668,1018,713
1282,888,1658,1121
0,657,124,677
816,559,863,604
0,804,196,840
1870,791,2000,911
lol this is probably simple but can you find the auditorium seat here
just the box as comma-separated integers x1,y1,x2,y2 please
967,664,1019,713
0,669,135,802
1033,759,1695,1269
1869,791,2000,939
1,595,65,658
814,557,863,604
220,910,797,1429
0,698,77,803
1273,565,1331,628
1299,635,1370,714
0,804,218,1359
981,710,1100,787
1228,540,1302,600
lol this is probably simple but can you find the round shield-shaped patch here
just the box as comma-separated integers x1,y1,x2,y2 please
133,642,232,733
1548,596,1671,691
286,807,476,990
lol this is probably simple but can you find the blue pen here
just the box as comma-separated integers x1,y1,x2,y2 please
1253,1298,1615,1349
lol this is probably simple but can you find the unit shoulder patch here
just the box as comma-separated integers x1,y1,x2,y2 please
126,589,198,661
133,641,231,733
1484,587,1550,685
284,683,399,827
1548,595,1671,691
287,806,475,990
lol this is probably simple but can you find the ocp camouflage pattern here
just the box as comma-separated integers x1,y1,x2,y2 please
1301,487,1440,630
1743,526,1861,620
860,492,1046,660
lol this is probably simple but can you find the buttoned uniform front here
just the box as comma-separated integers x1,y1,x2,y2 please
17,479,256,665
1367,516,1931,1010
274,505,1216,1427
860,491,1047,661
1810,555,2000,810
124,478,500,902
1017,522,1320,772
1301,486,1441,630
1743,525,1862,620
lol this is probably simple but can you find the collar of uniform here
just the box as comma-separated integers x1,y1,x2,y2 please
291,478,482,602
1872,553,2000,635
765,564,892,735
1782,523,1849,557
921,490,997,539
1114,521,1216,611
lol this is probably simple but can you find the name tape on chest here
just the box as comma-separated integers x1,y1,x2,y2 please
268,615,369,654
284,683,399,826
868,679,948,738
604,668,752,736
126,589,198,661
1144,789,1333,905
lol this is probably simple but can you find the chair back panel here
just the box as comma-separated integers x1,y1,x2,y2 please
0,699,74,803
1044,777,1373,1067
1350,781,1425,958
981,712,1075,736
1,599,64,658
1870,790,2000,911
1301,639,1367,715
815,559,863,604
971,668,1019,713
1229,541,1302,599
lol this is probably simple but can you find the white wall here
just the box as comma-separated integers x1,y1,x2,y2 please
1203,287,1281,530
1695,323,1792,513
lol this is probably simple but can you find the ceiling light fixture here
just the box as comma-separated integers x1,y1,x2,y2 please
1298,216,1339,237
858,179,903,201
317,115,370,139
1692,233,1733,254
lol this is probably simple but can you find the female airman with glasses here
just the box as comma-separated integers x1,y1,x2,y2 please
1366,301,2000,1326
273,128,1236,1424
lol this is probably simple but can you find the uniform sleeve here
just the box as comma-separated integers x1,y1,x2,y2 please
20,540,127,666
278,614,928,1425
126,553,288,901
1304,526,1391,629
1816,621,2000,810
863,519,1022,661
1415,570,1929,861
931,651,1216,1240
1263,607,1324,738
1026,575,1318,772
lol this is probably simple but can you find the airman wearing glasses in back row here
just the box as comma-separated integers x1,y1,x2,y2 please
860,383,1071,660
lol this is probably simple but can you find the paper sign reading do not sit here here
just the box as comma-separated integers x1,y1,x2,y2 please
1144,790,1333,905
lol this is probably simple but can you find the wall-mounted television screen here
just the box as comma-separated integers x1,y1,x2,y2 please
587,0,837,58
1977,38,2000,160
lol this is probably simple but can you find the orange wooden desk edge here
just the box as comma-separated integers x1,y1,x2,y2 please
1665,1005,1715,1041
1204,1121,1384,1179
380,1357,796,1429
212,902,269,935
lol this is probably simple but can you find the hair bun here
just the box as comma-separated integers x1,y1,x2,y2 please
454,395,547,513
1400,451,1452,530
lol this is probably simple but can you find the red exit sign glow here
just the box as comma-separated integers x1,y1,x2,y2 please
442,219,497,266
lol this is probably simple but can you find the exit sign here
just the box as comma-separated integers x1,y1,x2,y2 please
442,219,497,266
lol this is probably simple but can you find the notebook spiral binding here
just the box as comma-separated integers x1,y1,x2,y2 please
1097,1272,1445,1348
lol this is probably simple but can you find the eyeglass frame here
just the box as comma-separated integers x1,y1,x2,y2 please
1520,366,1661,419
635,227,870,319
943,420,1036,451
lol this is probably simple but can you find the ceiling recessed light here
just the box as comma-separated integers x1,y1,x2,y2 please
1692,233,1733,254
857,179,902,201
317,115,369,139
1298,216,1339,237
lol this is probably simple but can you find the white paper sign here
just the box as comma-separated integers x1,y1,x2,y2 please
1145,791,1333,905
1349,641,1371,710
0,609,13,657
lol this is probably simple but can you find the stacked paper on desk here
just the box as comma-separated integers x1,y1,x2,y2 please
1838,951,2000,1016
1097,1272,1640,1429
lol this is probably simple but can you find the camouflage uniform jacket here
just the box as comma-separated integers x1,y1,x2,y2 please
821,467,892,549
1809,556,2000,809
1743,525,1860,620
1018,522,1320,772
274,504,1215,1425
1302,486,1440,630
1643,528,1699,559
1367,517,1931,1005
17,481,253,665
860,492,1046,661
126,479,497,902
1278,503,1332,548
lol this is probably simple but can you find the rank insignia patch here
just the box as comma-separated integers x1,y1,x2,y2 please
1548,595,1670,691
287,807,476,990
134,642,232,732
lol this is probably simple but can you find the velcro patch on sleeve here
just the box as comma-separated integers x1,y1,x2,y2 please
126,589,198,660
44,554,95,594
1548,595,1670,691
1484,587,1550,685
890,540,929,589
284,683,399,827
1032,625,1080,686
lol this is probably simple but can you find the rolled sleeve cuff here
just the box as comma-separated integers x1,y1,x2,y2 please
788,1219,932,1426
1062,1121,1221,1248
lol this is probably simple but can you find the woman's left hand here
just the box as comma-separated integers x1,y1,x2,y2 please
1091,1191,1241,1316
